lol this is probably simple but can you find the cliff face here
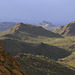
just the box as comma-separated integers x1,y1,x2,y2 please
0,41,26,75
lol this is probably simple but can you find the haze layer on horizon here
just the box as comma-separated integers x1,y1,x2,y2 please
0,0,75,25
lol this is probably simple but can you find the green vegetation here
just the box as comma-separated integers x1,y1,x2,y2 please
1,39,70,60
58,52,75,70
15,53,75,75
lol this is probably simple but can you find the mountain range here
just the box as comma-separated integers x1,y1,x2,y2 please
0,23,62,40
36,21,59,31
0,21,59,32
0,21,75,74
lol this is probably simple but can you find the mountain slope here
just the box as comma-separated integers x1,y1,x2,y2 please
58,52,75,69
15,53,75,75
53,21,75,36
0,22,16,32
0,23,62,40
36,21,59,31
0,41,25,75
1,39,71,60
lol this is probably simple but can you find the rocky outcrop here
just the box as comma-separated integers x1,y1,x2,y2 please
53,21,75,36
0,41,26,75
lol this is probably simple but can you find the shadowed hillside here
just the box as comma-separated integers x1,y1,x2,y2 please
1,39,71,60
53,21,75,36
15,53,75,75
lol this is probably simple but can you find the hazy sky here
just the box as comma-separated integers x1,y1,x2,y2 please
0,0,75,25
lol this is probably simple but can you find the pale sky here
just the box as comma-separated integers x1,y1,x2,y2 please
0,0,75,25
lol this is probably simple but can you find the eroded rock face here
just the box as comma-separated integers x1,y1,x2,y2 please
53,21,75,36
0,41,26,75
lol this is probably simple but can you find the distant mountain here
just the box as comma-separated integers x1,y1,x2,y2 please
0,23,62,40
1,39,70,60
36,21,59,31
15,53,75,75
53,21,75,36
0,41,25,75
0,22,16,32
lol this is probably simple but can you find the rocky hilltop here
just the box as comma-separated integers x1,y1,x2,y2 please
53,21,75,36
